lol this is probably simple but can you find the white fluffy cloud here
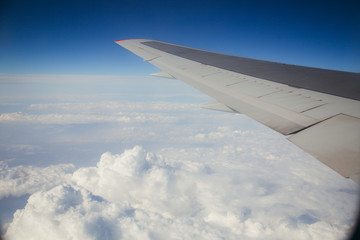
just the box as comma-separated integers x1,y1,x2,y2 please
4,146,358,240
0,162,75,198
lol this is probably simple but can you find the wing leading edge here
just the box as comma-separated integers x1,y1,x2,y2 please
115,39,360,184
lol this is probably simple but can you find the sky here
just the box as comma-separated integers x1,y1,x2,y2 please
0,0,360,239
1,0,360,75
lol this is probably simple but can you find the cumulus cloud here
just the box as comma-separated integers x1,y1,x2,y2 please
0,162,75,198
4,146,358,240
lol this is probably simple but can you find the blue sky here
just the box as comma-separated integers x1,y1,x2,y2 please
1,0,360,75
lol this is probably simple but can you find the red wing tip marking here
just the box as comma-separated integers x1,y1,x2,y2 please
114,38,142,42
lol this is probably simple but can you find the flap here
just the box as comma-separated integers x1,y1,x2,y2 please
150,72,175,79
201,101,235,113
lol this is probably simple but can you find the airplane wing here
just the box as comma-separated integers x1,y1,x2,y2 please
115,39,360,184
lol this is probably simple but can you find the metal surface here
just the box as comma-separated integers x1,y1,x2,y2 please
289,114,360,180
149,56,318,135
115,39,360,183
143,41,360,101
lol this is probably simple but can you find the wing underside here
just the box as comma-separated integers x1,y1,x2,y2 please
115,39,360,184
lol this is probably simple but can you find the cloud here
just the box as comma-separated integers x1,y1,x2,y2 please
0,111,185,125
5,185,124,240
4,146,358,240
28,102,199,113
0,162,75,199
0,112,132,124
0,101,201,125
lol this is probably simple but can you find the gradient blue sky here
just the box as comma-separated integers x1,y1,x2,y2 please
1,0,359,75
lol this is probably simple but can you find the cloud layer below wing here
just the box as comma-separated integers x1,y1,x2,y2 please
4,144,358,240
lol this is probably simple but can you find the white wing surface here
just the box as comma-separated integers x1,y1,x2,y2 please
115,39,360,184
